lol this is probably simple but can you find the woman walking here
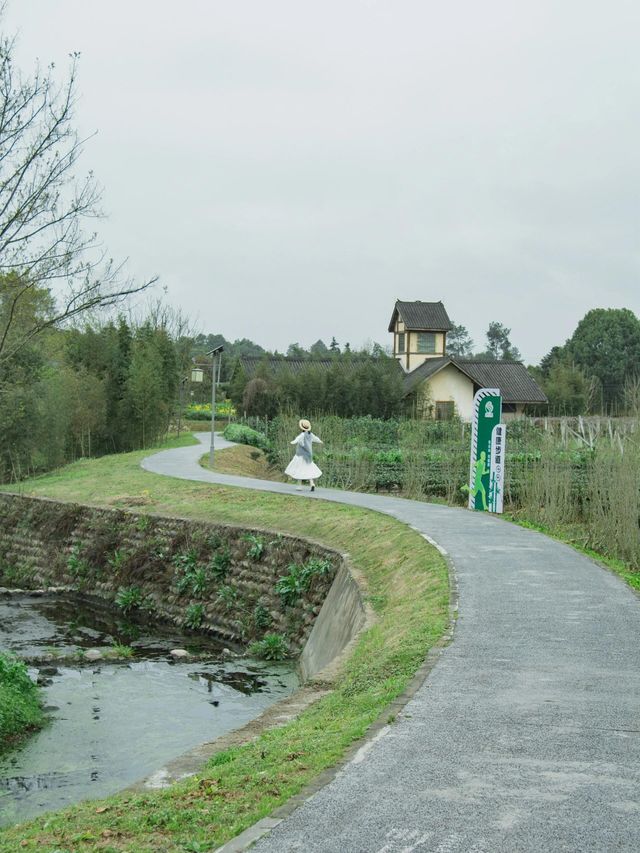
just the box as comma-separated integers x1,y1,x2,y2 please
285,419,323,492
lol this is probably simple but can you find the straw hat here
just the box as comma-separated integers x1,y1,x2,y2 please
299,418,311,431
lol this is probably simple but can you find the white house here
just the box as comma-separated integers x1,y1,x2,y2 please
389,300,547,420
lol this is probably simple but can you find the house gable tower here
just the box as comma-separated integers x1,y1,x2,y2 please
388,300,453,372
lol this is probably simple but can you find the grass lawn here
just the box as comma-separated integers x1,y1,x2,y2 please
0,434,449,852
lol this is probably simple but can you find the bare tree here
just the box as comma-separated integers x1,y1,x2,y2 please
0,17,156,364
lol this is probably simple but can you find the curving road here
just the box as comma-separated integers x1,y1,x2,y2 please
143,433,640,852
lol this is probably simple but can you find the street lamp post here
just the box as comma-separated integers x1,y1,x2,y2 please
207,346,224,467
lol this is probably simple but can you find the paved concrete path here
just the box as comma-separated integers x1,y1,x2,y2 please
143,434,640,852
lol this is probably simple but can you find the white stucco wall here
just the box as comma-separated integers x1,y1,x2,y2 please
419,365,475,421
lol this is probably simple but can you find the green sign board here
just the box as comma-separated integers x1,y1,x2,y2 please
466,388,502,511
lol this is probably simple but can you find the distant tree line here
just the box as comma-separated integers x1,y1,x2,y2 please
0,281,186,481
446,311,640,415
228,348,404,419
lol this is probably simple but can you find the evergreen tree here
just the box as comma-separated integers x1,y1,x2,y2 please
446,323,474,358
565,308,640,412
309,339,330,356
481,322,522,361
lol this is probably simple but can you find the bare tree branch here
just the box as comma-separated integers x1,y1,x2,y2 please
0,17,156,363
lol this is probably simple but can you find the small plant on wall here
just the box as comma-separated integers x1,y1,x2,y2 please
243,534,265,561
253,602,272,631
216,585,238,611
108,548,129,573
275,564,306,607
66,545,90,580
275,557,334,606
115,586,144,614
183,603,205,630
208,546,231,580
248,633,289,661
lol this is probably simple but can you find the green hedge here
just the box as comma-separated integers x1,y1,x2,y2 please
222,423,270,451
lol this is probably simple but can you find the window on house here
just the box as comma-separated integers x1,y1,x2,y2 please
416,332,436,354
397,332,405,353
435,401,455,420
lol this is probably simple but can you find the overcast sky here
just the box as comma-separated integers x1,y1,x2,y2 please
5,1,640,363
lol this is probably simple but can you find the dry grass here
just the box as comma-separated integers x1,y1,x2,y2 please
207,444,286,482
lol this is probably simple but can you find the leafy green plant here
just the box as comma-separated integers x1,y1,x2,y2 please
0,651,36,693
274,563,306,606
275,557,333,606
253,602,272,630
209,546,231,580
207,533,223,550
216,584,238,611
115,585,144,613
0,561,33,586
66,545,90,579
244,534,265,561
302,557,333,579
174,548,211,596
0,651,43,743
172,548,198,572
248,633,289,661
108,548,128,572
110,643,134,659
183,603,205,629
189,567,209,597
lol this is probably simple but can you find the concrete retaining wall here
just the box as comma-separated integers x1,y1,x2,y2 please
0,494,368,680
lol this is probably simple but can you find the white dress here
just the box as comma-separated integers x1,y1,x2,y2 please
285,432,323,480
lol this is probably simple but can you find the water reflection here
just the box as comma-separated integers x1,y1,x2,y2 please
0,595,298,827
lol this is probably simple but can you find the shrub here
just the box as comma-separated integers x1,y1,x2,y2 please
223,423,269,451
0,651,43,743
248,633,289,661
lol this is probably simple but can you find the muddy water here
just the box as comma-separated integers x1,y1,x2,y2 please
0,595,298,827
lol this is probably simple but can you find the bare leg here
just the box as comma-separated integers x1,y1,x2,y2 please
296,480,303,491
310,479,315,492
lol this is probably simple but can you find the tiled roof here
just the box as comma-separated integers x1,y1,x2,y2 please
455,360,548,403
388,301,453,332
238,356,378,378
404,357,548,404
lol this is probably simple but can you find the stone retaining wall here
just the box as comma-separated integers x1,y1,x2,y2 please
0,494,351,661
